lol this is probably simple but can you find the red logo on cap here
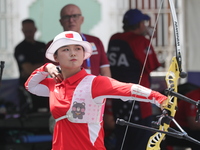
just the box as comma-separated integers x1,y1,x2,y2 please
65,33,74,38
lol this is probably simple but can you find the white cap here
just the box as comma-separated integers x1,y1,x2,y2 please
46,31,92,62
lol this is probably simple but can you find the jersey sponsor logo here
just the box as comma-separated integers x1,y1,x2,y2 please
108,52,129,67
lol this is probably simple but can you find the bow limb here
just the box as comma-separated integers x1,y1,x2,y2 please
146,0,186,149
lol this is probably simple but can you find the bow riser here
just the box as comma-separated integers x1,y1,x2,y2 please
147,57,179,150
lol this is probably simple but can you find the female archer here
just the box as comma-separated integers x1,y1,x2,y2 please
25,31,167,150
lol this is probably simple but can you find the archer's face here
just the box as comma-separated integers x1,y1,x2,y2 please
54,45,85,69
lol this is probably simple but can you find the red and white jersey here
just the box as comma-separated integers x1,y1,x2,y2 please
25,63,166,150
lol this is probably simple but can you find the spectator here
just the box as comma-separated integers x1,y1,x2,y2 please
14,19,48,113
25,30,168,150
107,9,161,150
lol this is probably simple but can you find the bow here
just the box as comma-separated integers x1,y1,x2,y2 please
117,0,200,149
146,0,187,149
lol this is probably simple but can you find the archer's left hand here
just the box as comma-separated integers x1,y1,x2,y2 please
160,98,168,110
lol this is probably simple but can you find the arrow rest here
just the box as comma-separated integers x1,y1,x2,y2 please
151,109,173,128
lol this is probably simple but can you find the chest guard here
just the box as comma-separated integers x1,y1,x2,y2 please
55,75,105,124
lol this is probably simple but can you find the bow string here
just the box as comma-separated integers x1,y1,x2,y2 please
118,0,166,149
